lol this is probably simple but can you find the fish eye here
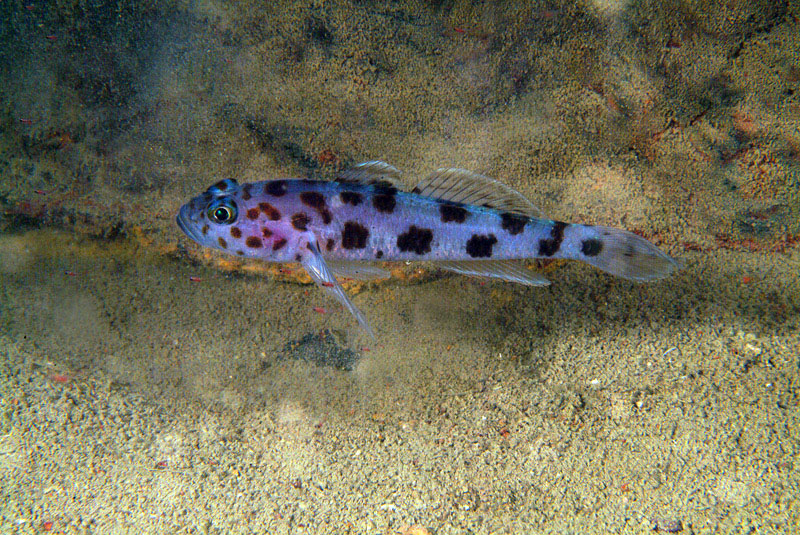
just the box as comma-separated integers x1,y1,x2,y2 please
207,199,238,224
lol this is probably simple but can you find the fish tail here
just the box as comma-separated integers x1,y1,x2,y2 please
568,225,680,282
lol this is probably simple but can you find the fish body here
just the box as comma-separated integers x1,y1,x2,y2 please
177,161,679,334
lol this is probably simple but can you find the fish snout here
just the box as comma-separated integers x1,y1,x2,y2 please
176,203,202,243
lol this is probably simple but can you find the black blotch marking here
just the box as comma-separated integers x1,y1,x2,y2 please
320,208,332,225
538,221,567,257
218,237,227,249
236,250,244,256
201,225,209,235
340,191,363,206
246,208,259,220
326,238,335,252
580,238,603,257
259,202,281,221
230,227,242,239
397,225,433,255
295,253,303,262
273,238,287,251
241,184,252,201
265,180,287,196
246,236,262,248
291,212,310,231
501,212,527,235
440,203,467,223
372,191,396,214
341,221,369,249
262,227,273,238
211,180,229,191
300,191,332,224
376,250,383,259
466,233,497,258
300,191,326,210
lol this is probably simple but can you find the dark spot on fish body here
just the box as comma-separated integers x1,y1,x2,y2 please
580,238,603,257
292,212,310,231
259,202,282,221
262,227,273,238
320,208,332,225
397,225,433,255
295,253,303,262
231,227,242,238
326,238,335,251
501,212,527,235
247,208,260,220
300,191,332,224
273,238,287,251
246,236,262,248
340,191,363,206
266,180,287,196
376,250,383,259
342,221,369,249
440,203,467,223
211,180,229,191
218,237,228,249
237,250,244,256
538,221,567,257
201,225,209,235
466,233,497,258
372,193,396,214
300,191,326,210
241,184,252,201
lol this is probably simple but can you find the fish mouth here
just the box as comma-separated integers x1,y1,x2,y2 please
176,204,201,243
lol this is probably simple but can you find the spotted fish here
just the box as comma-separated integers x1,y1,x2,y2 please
177,161,679,335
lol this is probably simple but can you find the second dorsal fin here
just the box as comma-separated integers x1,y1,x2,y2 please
336,160,404,189
411,168,543,218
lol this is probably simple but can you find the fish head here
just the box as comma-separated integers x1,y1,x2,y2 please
177,178,247,253
177,179,301,261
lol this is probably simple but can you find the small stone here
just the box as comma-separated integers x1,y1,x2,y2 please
652,518,683,532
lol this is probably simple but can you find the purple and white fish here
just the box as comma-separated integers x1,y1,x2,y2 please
177,161,679,335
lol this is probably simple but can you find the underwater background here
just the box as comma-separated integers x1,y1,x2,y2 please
0,1,798,533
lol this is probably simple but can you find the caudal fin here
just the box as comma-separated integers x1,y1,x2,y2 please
577,226,680,282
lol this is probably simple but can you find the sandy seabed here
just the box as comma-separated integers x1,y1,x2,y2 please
0,232,797,533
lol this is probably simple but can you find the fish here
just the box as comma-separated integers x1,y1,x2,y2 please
177,161,680,336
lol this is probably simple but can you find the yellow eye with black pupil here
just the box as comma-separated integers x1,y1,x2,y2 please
207,199,237,224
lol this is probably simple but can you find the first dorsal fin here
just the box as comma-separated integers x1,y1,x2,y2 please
336,160,403,189
411,168,543,218
206,178,240,197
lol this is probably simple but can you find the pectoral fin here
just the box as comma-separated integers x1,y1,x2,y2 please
302,242,375,337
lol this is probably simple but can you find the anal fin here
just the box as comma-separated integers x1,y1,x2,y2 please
436,260,550,286
326,260,391,281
